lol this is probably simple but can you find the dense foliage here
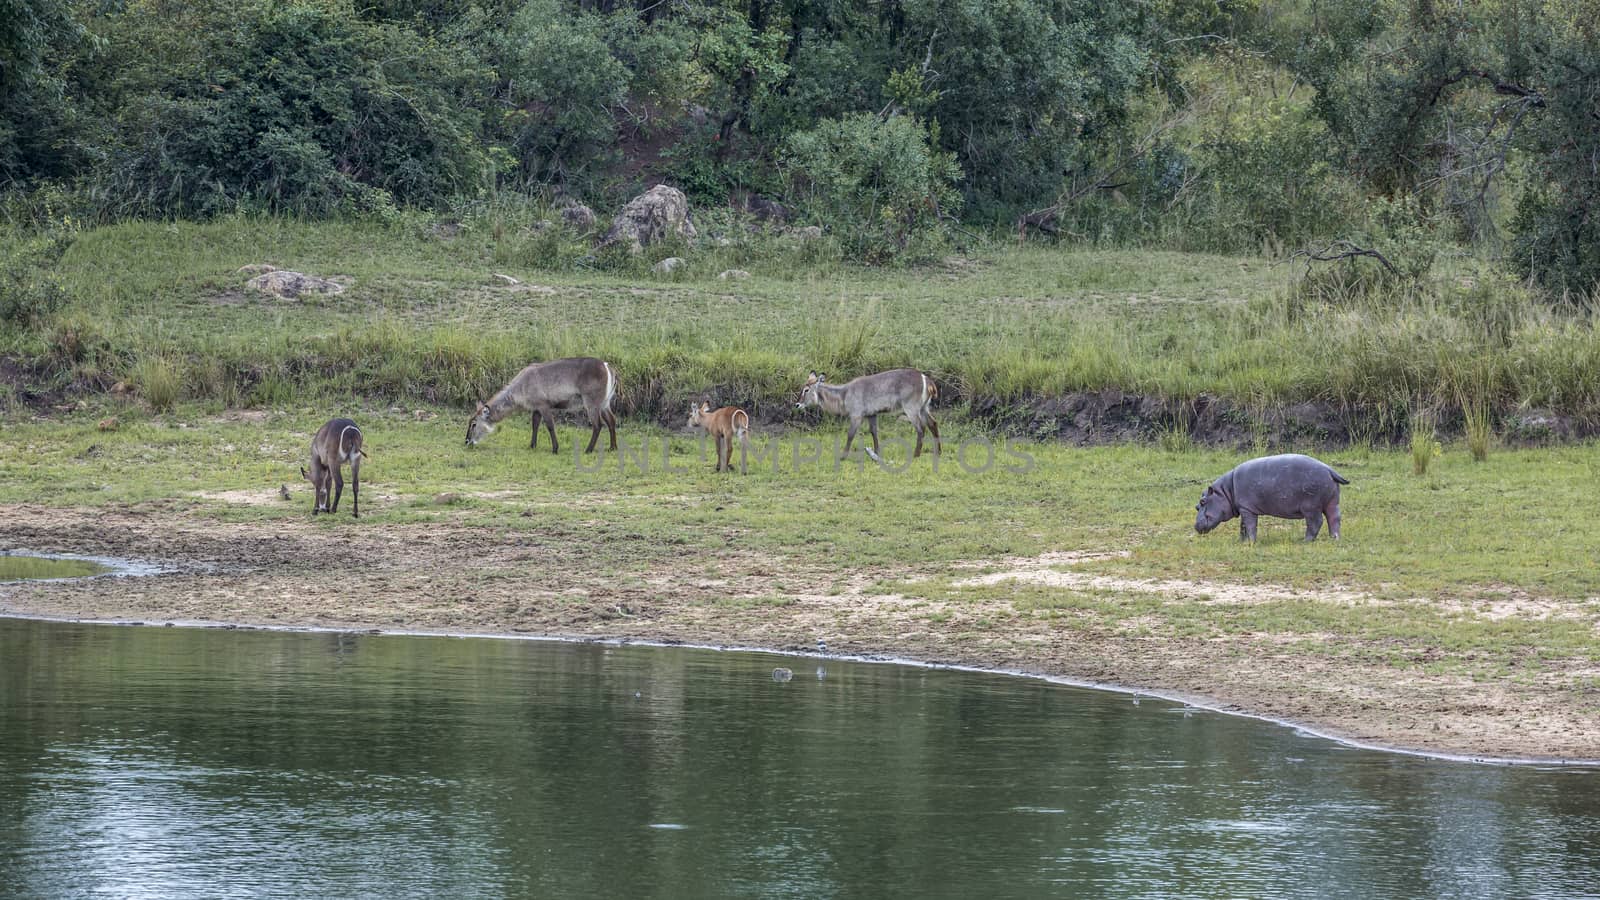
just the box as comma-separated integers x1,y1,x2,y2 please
0,0,1596,282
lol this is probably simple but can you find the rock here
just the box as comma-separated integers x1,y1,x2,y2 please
744,195,794,225
433,492,461,506
110,381,132,395
491,273,521,286
235,264,278,275
653,257,685,275
429,222,463,239
772,668,794,683
246,270,345,300
560,203,596,231
785,225,823,242
96,416,118,432
599,185,697,253
717,269,751,281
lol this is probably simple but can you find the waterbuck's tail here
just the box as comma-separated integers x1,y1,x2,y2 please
733,409,750,439
921,373,938,408
1332,472,1350,485
602,360,617,413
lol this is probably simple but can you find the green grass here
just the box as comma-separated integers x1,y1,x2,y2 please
5,404,1600,601
4,219,1598,711
7,217,1599,426
4,401,1598,681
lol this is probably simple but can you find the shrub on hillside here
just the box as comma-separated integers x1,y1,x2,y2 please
781,113,960,262
78,0,490,218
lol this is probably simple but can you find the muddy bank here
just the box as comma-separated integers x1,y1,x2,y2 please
2,503,1595,763
966,390,1600,450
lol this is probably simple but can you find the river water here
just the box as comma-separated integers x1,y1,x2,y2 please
1,617,1596,898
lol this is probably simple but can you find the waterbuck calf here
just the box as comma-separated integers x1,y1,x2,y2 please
301,417,366,517
797,369,940,460
687,401,750,473
465,357,617,454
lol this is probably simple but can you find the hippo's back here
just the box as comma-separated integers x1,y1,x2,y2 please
1233,453,1347,493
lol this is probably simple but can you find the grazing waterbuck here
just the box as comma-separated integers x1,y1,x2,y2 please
301,418,366,517
797,369,940,460
687,401,751,473
466,357,618,454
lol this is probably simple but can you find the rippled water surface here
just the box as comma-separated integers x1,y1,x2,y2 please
2,618,1598,898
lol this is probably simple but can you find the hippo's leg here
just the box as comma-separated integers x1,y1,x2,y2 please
1304,509,1324,541
1239,511,1258,542
1326,500,1341,540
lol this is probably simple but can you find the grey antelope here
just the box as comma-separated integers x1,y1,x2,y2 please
797,369,940,460
466,357,618,454
687,401,751,473
301,417,366,517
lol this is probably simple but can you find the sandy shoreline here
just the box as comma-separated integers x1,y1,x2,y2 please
4,502,1598,765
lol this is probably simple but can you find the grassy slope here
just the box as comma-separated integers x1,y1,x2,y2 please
12,218,1598,421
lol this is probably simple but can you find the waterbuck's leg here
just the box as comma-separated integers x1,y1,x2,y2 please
927,415,941,456
351,457,360,519
1326,500,1341,540
331,466,345,514
715,434,727,472
530,410,542,449
841,417,861,459
312,460,327,514
867,415,881,458
605,409,618,450
543,409,559,454
737,433,747,475
585,409,603,454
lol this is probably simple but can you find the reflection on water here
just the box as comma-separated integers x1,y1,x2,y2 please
0,554,109,582
1,618,1597,898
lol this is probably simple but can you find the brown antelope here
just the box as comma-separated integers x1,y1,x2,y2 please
465,357,618,454
301,417,366,517
687,401,751,473
797,369,940,460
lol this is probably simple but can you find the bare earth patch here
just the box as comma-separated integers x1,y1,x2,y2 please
2,503,1596,763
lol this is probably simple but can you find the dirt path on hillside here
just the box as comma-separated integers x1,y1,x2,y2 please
2,502,1596,763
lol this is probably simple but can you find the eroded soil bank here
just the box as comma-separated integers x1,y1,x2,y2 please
3,503,1595,764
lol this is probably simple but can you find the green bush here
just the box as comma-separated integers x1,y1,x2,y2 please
0,231,72,329
782,113,960,262
78,0,491,218
493,0,629,186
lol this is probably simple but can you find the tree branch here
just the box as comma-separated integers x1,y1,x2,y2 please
1291,240,1402,278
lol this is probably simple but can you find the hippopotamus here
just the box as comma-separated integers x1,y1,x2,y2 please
1194,454,1349,541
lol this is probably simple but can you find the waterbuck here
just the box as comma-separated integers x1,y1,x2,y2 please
687,401,750,473
466,357,617,454
301,417,366,517
797,369,940,460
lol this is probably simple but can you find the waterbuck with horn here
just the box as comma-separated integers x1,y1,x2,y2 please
797,369,940,460
466,357,618,454
301,417,366,517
